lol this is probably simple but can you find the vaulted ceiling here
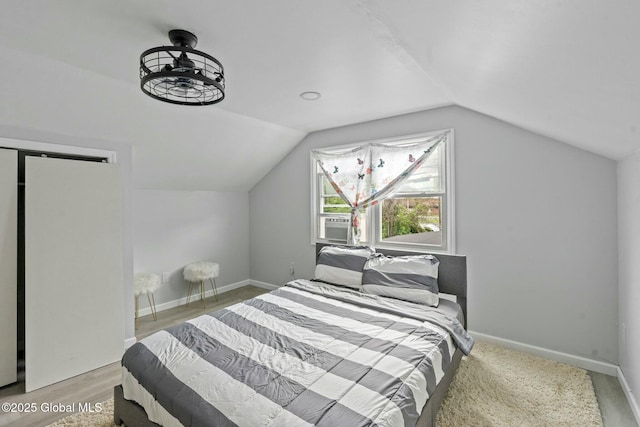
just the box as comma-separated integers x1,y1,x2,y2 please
0,1,637,190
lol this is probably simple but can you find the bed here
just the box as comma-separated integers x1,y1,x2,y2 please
114,244,471,427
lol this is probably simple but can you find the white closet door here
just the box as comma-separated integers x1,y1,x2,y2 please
25,156,124,392
0,149,17,387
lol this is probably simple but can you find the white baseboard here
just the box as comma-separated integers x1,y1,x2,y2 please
137,279,251,317
617,367,640,425
124,337,137,350
249,280,280,291
469,331,619,376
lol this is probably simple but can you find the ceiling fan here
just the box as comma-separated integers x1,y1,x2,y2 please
140,29,225,106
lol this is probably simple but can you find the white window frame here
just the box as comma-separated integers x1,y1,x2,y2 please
310,129,455,254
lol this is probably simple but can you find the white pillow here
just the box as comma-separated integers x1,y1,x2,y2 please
362,254,440,306
314,245,375,289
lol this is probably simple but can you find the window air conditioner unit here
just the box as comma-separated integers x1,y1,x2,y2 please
324,217,349,243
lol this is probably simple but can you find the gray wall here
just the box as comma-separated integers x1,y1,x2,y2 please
133,189,250,308
617,152,640,412
249,105,619,364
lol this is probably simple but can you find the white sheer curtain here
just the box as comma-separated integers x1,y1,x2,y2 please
312,131,449,245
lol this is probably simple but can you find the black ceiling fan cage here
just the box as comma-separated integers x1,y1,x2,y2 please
140,29,225,106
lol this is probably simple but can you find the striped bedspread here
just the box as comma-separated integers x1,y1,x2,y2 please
121,280,473,427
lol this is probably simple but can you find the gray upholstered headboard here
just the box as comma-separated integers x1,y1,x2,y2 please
315,243,468,327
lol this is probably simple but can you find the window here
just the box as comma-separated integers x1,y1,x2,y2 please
311,130,454,253
316,176,368,243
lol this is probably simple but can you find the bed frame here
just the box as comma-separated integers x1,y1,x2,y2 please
114,244,468,427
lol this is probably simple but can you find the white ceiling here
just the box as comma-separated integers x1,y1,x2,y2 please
0,1,637,190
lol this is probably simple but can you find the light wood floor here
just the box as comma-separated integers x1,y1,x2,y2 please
0,285,268,427
0,284,637,427
590,371,638,426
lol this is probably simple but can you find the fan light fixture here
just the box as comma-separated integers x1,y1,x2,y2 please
140,29,225,106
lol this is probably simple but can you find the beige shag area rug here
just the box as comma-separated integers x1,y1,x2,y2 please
436,342,603,427
48,342,603,427
46,398,116,426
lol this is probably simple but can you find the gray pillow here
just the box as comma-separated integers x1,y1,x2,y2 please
362,254,440,306
314,245,375,289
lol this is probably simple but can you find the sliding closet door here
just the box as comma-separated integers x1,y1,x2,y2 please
0,149,17,388
25,156,124,392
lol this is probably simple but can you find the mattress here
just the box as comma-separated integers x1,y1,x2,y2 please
121,280,473,427
436,298,464,325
